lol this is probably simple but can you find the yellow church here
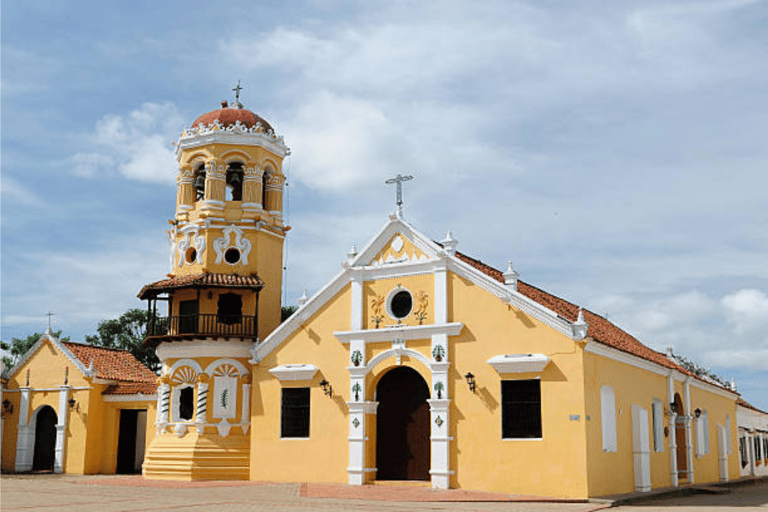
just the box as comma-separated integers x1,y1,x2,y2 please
0,95,746,499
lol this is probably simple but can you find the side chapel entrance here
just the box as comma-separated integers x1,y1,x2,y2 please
375,366,430,481
32,406,57,471
116,410,147,474
674,393,688,480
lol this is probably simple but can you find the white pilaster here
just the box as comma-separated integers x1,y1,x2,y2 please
667,374,678,487
428,398,452,489
54,386,70,473
347,401,377,485
196,381,209,428
684,378,694,483
433,262,448,325
15,387,32,472
350,273,364,330
157,383,170,432
240,383,251,433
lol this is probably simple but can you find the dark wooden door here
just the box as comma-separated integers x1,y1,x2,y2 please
32,406,57,471
179,300,198,334
116,410,139,474
376,366,431,481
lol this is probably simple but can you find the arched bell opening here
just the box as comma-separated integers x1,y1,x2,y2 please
193,163,206,202
375,366,431,481
32,405,58,471
226,162,244,202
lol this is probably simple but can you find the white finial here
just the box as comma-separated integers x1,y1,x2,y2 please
572,307,588,341
87,360,95,377
347,245,358,264
297,289,309,307
503,260,520,290
666,346,674,359
729,377,737,392
441,231,458,256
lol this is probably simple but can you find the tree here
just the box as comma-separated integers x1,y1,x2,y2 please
281,305,298,322
85,308,160,372
1,331,70,369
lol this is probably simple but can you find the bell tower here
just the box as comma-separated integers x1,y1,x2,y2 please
139,93,289,481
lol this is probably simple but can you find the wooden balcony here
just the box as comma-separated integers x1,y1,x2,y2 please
145,314,258,345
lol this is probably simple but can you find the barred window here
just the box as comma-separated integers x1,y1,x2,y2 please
502,379,542,439
281,388,310,438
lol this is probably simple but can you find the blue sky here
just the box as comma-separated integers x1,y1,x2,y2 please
2,0,767,410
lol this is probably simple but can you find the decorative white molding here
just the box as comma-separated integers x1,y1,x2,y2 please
168,359,203,378
487,353,551,374
213,224,252,265
204,358,249,377
334,323,464,344
177,121,290,159
269,364,319,381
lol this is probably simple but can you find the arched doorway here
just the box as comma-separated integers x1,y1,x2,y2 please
375,366,430,481
674,393,688,480
32,406,57,471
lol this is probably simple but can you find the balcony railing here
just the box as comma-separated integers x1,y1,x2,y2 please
147,314,258,339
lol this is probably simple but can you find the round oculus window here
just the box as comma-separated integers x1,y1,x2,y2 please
389,290,413,319
185,247,197,264
224,248,241,264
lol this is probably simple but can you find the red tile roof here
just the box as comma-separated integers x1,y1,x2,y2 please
61,341,156,386
102,382,157,395
453,252,726,386
138,272,264,299
737,397,768,415
191,106,273,132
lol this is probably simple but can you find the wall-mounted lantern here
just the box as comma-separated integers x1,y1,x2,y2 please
669,402,677,415
68,398,79,412
694,408,702,419
464,372,476,393
319,379,333,398
2,399,13,415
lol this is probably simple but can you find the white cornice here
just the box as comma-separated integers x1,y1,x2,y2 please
334,323,464,344
269,364,319,382
585,341,738,400
176,130,290,159
487,353,551,374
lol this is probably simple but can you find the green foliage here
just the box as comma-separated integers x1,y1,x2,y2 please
281,305,298,322
221,389,229,409
1,330,70,370
85,308,160,372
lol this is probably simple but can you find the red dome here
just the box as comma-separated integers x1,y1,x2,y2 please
192,102,273,132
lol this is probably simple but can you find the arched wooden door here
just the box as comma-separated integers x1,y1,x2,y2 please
375,366,430,481
32,406,57,471
674,393,688,480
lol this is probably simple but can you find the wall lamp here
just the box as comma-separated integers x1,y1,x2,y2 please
2,399,13,415
68,398,79,412
319,379,333,398
464,372,476,393
669,402,677,415
694,408,702,419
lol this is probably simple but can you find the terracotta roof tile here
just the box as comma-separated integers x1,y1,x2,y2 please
453,251,726,387
138,272,264,299
102,382,157,395
737,397,768,415
61,341,156,383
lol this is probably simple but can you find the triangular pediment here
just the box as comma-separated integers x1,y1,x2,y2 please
351,216,440,269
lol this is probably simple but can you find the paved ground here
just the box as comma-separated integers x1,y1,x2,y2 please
0,474,766,511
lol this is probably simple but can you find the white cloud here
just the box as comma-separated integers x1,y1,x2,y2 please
0,176,44,207
68,102,183,184
722,289,768,333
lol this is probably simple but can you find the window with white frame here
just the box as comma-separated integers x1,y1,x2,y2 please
652,399,664,452
601,386,617,452
725,415,732,455
696,410,710,456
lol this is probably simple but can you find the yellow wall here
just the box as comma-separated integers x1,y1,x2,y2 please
584,352,739,496
0,340,156,475
250,283,351,483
